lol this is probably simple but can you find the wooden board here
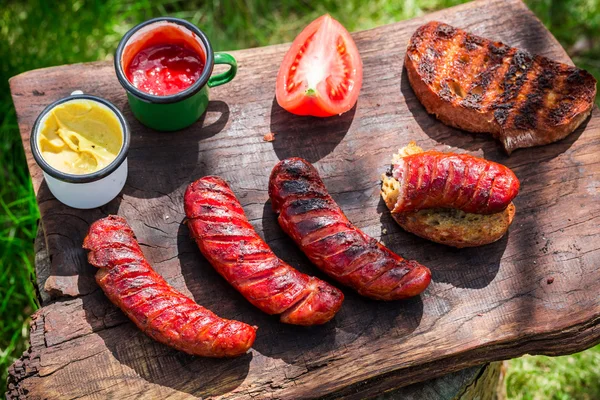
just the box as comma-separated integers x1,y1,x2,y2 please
7,0,600,398
12,221,507,399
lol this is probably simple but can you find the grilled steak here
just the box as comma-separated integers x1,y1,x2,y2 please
405,21,597,154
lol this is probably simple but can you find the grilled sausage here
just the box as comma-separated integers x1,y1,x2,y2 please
184,176,344,325
405,21,597,154
269,158,431,301
83,215,256,357
387,150,520,214
381,142,517,248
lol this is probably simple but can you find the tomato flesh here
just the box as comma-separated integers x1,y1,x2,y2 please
276,15,363,117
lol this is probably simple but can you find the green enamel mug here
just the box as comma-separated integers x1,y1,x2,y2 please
114,17,237,131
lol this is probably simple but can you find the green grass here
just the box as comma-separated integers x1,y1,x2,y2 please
0,104,39,394
506,350,600,400
1,0,599,397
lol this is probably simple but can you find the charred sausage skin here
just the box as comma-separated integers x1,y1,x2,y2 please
184,176,344,325
83,215,256,357
390,151,519,214
269,158,431,301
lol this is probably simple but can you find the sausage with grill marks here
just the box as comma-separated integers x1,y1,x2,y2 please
381,142,518,248
388,150,520,214
268,158,431,301
83,215,256,358
184,176,344,326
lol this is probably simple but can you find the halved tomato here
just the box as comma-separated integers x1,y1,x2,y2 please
276,15,363,117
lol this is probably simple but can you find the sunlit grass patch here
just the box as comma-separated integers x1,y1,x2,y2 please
506,345,600,400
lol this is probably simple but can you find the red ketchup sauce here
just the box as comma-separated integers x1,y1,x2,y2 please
124,29,206,96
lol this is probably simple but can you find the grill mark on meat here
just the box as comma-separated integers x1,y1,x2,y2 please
353,259,395,288
110,266,153,286
415,23,461,87
436,23,457,38
491,49,535,127
434,30,467,103
492,49,533,120
459,33,488,83
323,242,367,260
414,24,440,85
461,41,508,109
500,55,547,132
286,197,332,216
336,250,381,279
463,32,484,51
278,179,326,201
235,264,288,287
184,176,343,325
537,65,566,126
480,46,517,111
513,59,557,130
567,68,587,85
359,262,404,292
295,216,345,237
149,303,196,331
545,67,587,126
548,101,575,126
121,287,163,308
492,104,511,126
462,162,491,210
499,49,534,102
302,225,356,248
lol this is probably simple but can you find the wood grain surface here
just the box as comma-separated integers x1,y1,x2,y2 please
7,0,600,398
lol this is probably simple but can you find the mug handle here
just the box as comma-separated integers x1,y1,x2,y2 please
207,53,237,88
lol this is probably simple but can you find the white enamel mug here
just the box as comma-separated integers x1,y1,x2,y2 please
30,94,130,209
